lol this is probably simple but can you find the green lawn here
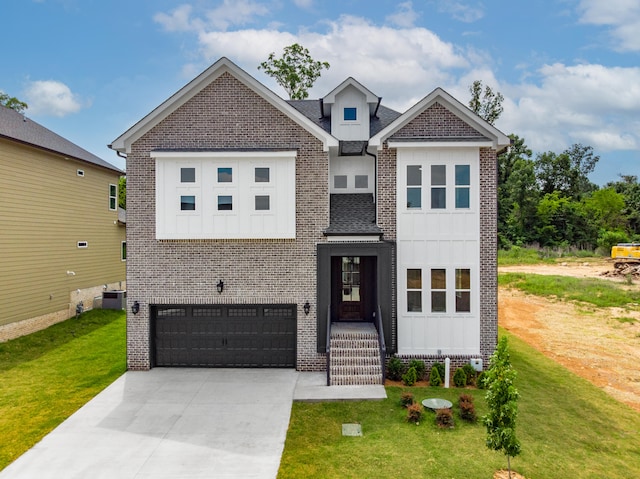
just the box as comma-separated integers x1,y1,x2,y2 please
0,309,126,471
278,330,640,479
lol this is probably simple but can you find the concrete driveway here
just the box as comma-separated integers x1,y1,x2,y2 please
0,369,299,479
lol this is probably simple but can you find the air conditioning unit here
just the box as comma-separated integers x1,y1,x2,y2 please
102,290,126,310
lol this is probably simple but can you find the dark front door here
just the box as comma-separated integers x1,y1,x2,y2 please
332,256,376,321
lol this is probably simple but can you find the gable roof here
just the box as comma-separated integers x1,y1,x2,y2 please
0,105,123,173
110,57,339,154
321,77,379,105
369,87,511,150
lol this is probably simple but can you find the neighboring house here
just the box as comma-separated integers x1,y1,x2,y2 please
0,105,126,341
110,57,510,383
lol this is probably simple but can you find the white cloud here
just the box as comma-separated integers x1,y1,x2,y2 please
435,0,484,23
23,80,84,117
155,1,270,32
292,0,313,8
154,4,201,32
386,2,420,28
578,0,640,51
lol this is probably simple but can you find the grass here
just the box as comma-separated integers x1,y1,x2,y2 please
498,273,640,308
498,246,603,266
0,309,126,471
278,330,640,479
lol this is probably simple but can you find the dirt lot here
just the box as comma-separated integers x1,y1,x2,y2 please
499,259,640,412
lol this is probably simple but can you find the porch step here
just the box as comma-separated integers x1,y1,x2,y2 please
329,322,383,386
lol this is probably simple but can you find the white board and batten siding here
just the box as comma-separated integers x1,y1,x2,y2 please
396,147,481,355
155,151,296,239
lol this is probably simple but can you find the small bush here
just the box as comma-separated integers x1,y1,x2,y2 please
400,391,415,408
458,394,477,422
429,365,442,387
407,359,426,381
402,366,418,386
433,361,446,380
453,368,467,388
435,408,454,428
462,363,478,386
406,402,423,424
387,357,405,381
477,371,487,389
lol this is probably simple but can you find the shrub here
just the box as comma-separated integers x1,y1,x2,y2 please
462,363,478,386
453,368,467,387
435,408,454,428
429,365,442,387
400,391,415,408
387,357,405,381
459,394,477,422
406,402,423,424
402,366,418,386
407,359,426,381
477,371,487,389
433,361,446,380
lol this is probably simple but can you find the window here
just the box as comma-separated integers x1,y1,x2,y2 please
217,167,232,182
407,269,422,312
407,165,422,208
343,107,357,121
455,165,470,209
180,167,195,182
355,175,368,189
342,257,360,302
455,269,471,312
109,184,117,211
121,241,126,261
77,169,84,177
255,195,270,211
180,195,196,211
431,165,446,209
334,175,347,189
431,269,446,312
255,167,270,183
77,241,88,248
218,195,232,211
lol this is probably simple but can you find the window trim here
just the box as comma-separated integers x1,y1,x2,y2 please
121,241,127,262
77,241,88,248
406,268,422,313
430,268,447,313
109,184,117,211
343,107,357,121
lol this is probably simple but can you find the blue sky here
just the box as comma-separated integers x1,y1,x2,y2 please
2,0,639,185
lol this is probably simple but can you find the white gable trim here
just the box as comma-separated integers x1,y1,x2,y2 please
110,57,338,154
322,77,379,105
369,87,510,150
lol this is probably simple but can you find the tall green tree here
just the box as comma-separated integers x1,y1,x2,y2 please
468,80,504,125
607,175,640,234
118,176,126,210
483,336,521,479
535,144,599,200
0,92,28,113
258,43,329,100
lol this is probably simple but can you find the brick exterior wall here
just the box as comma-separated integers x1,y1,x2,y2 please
126,72,328,370
389,102,486,139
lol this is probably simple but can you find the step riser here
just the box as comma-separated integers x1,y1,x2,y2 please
329,326,384,386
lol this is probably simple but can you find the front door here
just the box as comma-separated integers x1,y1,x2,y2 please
332,256,376,321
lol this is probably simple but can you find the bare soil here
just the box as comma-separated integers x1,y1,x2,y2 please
499,259,640,412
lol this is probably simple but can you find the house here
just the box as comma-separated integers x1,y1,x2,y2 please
0,105,126,341
110,57,510,383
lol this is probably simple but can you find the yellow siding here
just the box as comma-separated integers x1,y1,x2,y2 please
0,139,125,326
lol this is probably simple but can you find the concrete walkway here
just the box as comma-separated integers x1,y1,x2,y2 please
0,369,386,479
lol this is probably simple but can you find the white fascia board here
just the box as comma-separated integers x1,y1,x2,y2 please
369,87,511,150
152,150,298,158
322,77,379,104
111,57,338,153
387,141,494,149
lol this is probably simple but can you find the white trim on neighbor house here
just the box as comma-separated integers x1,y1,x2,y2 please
388,140,495,149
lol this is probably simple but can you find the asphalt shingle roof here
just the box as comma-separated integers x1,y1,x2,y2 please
324,194,382,236
0,105,123,173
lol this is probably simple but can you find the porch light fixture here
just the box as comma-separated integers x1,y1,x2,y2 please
216,280,224,294
303,301,311,315
131,301,140,315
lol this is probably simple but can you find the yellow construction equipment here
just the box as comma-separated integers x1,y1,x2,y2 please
611,243,640,267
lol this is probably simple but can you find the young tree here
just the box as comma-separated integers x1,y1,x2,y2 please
468,80,504,125
258,43,329,100
483,336,521,479
0,92,28,113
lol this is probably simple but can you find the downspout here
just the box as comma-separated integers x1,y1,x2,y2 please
365,144,378,223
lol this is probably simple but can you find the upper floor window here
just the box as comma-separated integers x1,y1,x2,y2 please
181,167,196,182
406,165,422,208
455,165,470,209
334,175,347,189
109,184,117,211
431,165,446,209
343,107,357,121
407,269,422,312
255,167,270,183
217,167,233,183
431,268,447,312
455,268,471,312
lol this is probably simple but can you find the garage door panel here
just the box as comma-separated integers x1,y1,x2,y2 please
153,304,296,367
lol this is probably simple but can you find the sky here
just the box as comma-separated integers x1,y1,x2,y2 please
2,0,639,185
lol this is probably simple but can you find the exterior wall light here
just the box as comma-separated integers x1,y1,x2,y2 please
303,301,311,315
131,301,140,315
217,280,224,294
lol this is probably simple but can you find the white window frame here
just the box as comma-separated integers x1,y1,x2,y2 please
109,184,117,211
121,241,126,261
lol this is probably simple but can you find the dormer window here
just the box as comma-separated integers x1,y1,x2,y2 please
343,107,357,121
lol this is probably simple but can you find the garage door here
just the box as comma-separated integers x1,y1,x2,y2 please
152,304,296,367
